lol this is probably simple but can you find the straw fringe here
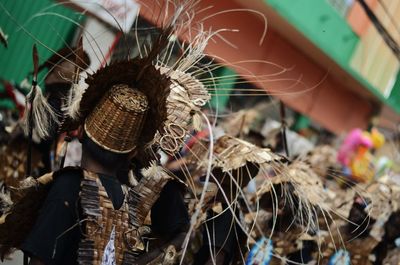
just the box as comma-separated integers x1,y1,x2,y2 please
192,112,202,131
63,81,88,120
22,85,60,139
0,192,12,215
212,135,284,171
154,67,210,153
141,161,171,181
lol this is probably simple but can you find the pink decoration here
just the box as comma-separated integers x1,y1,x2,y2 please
338,128,373,166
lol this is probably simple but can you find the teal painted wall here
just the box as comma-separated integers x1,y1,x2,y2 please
0,0,82,90
388,71,400,109
209,67,237,110
265,0,359,67
0,99,15,109
265,0,400,113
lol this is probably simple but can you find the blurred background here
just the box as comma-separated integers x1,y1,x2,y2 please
1,0,400,138
1,0,400,264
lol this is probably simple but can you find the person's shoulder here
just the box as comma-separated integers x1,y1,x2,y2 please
162,180,186,194
47,167,83,202
52,166,83,187
53,166,83,179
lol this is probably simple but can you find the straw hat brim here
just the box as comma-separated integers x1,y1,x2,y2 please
60,59,171,149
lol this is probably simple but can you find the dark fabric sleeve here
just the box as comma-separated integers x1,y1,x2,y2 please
20,171,82,265
151,181,189,237
202,207,242,258
193,209,240,265
204,209,234,248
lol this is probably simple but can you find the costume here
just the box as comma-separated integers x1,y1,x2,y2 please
189,135,284,265
16,167,187,265
0,8,211,264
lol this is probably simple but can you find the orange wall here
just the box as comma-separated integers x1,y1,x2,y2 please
349,0,400,96
347,0,378,36
137,0,374,134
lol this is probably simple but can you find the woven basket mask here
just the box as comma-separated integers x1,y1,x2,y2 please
84,84,149,153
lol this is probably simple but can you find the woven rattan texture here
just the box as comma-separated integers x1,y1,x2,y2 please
60,59,170,152
158,85,193,153
0,136,42,191
84,84,149,153
128,176,170,228
79,171,134,265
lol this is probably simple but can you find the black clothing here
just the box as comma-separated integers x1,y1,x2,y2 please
21,170,83,265
21,169,189,264
193,206,245,265
151,181,190,237
98,173,124,210
34,139,53,175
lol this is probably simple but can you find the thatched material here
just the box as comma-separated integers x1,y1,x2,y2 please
84,84,149,153
60,59,171,153
79,171,136,265
154,68,210,155
305,145,339,177
257,161,327,208
0,168,81,260
186,135,285,174
128,163,171,228
0,134,42,192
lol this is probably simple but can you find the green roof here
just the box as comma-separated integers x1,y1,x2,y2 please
0,0,83,91
265,0,400,113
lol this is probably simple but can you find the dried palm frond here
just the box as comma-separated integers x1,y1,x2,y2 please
316,177,400,265
128,162,172,228
305,144,339,177
323,181,355,220
255,160,328,238
320,224,378,265
222,109,259,138
206,135,284,172
358,177,400,242
271,227,310,259
153,67,210,154
283,161,328,207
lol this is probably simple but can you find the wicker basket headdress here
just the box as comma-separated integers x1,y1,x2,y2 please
84,84,149,153
58,36,211,157
57,6,212,157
